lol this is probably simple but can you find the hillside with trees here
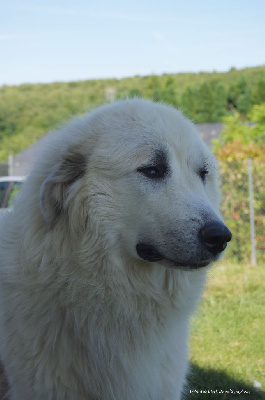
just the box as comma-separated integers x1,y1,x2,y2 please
0,65,265,161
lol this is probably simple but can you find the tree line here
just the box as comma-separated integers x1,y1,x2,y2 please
123,72,265,123
0,65,265,161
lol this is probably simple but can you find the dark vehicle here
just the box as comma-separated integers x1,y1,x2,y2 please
0,177,25,208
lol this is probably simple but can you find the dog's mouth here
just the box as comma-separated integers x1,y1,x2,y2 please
136,243,212,270
162,258,212,270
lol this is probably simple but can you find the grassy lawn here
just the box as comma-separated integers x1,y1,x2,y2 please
186,261,265,400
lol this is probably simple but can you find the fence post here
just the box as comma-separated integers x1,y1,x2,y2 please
8,154,14,176
248,157,257,265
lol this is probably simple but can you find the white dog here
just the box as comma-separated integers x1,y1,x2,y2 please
0,99,231,400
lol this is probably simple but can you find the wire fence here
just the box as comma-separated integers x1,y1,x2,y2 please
219,157,265,264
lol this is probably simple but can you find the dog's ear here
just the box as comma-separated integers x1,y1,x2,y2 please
40,149,87,227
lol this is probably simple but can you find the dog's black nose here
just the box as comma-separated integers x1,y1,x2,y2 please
200,222,232,254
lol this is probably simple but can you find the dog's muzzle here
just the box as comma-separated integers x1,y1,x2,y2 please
136,221,232,269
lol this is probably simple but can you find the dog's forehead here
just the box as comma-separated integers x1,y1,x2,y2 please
90,99,211,169
98,100,201,148
136,115,204,163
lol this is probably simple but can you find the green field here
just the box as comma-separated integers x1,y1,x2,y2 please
187,261,265,399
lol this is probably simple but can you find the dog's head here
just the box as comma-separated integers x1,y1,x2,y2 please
39,99,231,270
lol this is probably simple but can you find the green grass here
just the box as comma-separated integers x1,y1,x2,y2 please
186,262,265,399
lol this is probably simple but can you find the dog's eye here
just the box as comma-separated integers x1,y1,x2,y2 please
137,164,167,179
199,167,209,183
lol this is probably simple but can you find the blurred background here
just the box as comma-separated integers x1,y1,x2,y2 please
0,0,264,398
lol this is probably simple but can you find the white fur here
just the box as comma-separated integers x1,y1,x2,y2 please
0,99,224,399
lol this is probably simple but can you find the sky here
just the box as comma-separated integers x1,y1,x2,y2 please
1,0,264,86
